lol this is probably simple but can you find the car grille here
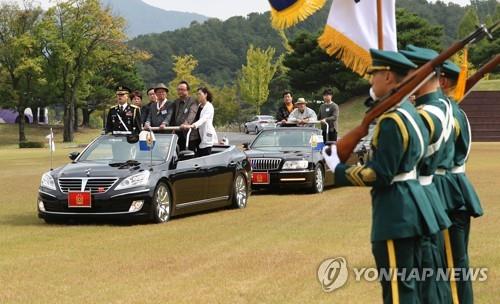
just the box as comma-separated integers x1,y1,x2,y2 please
250,158,281,171
58,178,119,194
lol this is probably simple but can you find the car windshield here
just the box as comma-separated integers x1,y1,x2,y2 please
251,129,321,151
258,116,274,121
78,134,173,163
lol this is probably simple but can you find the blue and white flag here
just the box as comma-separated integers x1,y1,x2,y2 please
310,133,325,151
139,130,155,151
268,0,326,29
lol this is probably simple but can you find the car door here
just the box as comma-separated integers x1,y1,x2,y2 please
169,157,209,212
204,149,235,202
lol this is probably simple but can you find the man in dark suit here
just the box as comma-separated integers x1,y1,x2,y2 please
171,81,197,150
105,86,141,134
144,83,173,129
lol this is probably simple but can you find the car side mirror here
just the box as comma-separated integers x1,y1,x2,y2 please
179,150,195,161
68,152,79,161
242,142,249,150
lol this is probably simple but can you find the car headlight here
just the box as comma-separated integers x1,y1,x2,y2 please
40,172,56,190
282,160,309,170
115,171,150,190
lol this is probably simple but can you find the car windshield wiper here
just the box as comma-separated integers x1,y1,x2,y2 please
109,160,141,168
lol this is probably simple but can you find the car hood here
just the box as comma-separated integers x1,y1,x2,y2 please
51,162,147,179
244,149,313,160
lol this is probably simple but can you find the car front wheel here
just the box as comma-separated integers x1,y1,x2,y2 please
311,164,325,193
244,126,249,134
151,182,171,223
232,173,248,209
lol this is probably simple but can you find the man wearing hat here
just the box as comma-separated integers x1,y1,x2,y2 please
105,85,142,134
401,45,462,304
287,98,317,126
145,83,173,129
440,60,483,304
318,88,339,141
322,49,440,304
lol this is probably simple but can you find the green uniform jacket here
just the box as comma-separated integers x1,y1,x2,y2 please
335,101,439,242
415,91,453,230
449,97,483,217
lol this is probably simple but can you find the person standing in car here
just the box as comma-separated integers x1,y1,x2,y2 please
183,87,218,157
318,88,339,141
276,91,294,124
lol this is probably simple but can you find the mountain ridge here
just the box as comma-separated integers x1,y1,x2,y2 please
101,0,209,38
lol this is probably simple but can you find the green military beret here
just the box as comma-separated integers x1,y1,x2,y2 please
399,45,439,67
441,60,461,80
367,48,417,75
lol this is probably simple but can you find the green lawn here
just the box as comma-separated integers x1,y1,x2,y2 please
0,124,101,149
0,132,498,303
337,96,366,136
472,79,500,91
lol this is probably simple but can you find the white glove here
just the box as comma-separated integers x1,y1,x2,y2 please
322,145,340,171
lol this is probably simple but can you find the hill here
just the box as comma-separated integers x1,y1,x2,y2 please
128,0,476,86
102,0,209,38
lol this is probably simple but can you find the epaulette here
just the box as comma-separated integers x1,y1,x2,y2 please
130,104,139,109
110,105,118,109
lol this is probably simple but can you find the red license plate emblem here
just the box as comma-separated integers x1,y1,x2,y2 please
252,172,270,184
68,191,92,208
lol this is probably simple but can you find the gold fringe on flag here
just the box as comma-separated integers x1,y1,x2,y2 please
454,48,468,102
270,0,326,30
318,25,372,76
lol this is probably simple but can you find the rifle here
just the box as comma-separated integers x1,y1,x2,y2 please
335,24,495,162
464,54,500,94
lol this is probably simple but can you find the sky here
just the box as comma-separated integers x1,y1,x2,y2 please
2,0,472,20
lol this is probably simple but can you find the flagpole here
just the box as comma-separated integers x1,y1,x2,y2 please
50,128,53,171
377,0,383,50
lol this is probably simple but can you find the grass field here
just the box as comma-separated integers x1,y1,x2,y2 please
0,126,499,303
472,79,500,91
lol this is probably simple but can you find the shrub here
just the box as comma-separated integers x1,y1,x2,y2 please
19,141,45,148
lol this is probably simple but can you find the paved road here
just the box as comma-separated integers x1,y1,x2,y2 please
217,131,256,146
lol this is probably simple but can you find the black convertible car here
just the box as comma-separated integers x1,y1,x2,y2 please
244,127,334,193
37,133,251,224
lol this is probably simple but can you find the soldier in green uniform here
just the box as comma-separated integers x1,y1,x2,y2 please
439,60,483,304
323,49,440,304
400,46,455,304
105,86,142,134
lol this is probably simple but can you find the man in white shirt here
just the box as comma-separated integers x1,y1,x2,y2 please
287,98,317,126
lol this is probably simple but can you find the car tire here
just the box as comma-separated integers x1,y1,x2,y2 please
231,173,248,209
244,126,249,134
311,164,325,193
254,127,259,134
151,182,172,223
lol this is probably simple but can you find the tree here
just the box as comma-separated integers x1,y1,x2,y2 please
83,52,146,128
211,85,239,126
469,3,500,71
396,8,444,50
237,45,279,115
167,54,202,94
283,32,366,103
38,0,128,142
0,1,44,143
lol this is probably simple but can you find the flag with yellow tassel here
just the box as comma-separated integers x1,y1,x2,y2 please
454,48,469,102
269,0,326,30
318,0,397,76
